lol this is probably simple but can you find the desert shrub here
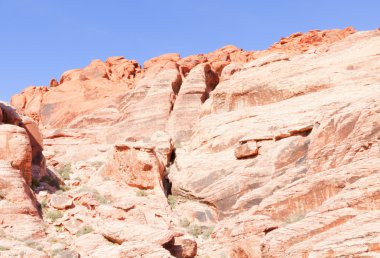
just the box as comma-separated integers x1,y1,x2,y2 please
187,224,215,239
25,240,44,251
60,185,71,192
188,224,202,237
45,210,63,222
0,246,10,251
167,195,177,209
76,225,94,237
54,225,65,232
40,198,48,209
57,163,72,180
202,226,215,239
136,189,148,197
179,218,191,228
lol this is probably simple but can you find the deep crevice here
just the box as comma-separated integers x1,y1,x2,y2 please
200,68,219,103
169,74,183,115
163,148,176,197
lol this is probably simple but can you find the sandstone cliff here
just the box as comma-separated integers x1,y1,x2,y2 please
1,26,379,257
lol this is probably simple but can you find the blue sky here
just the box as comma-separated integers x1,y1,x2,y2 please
0,0,379,101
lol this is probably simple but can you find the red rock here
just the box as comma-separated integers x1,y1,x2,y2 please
103,141,165,189
269,26,356,53
143,53,181,70
10,86,49,123
49,78,59,87
177,54,208,76
234,141,259,159
0,124,32,185
0,161,45,240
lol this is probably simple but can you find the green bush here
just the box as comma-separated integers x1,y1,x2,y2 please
60,185,71,192
188,224,202,237
167,195,177,209
54,225,65,232
45,210,63,222
179,218,190,228
136,189,148,197
187,224,214,239
40,198,48,209
57,163,72,180
76,225,94,237
0,246,10,251
202,226,215,239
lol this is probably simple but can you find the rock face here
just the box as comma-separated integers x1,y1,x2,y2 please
3,27,380,257
0,103,45,247
103,141,165,190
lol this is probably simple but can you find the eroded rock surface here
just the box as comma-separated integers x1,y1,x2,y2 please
3,27,380,257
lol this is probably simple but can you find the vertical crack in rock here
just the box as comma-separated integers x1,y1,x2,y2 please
169,74,183,114
167,63,220,143
200,65,219,103
163,146,177,197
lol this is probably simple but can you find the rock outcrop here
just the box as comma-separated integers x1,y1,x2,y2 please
0,103,46,255
2,27,379,257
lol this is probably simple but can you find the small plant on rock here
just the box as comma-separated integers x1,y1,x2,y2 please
202,226,215,239
60,185,71,192
136,189,148,197
45,210,63,222
167,195,177,209
76,225,94,237
187,224,215,239
40,198,48,209
57,163,72,180
179,218,191,228
188,224,203,237
54,225,65,232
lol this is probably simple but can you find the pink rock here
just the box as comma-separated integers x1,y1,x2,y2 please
0,124,32,185
50,194,73,210
167,63,218,142
0,161,45,240
103,141,165,189
234,141,259,159
98,220,176,245
49,78,59,87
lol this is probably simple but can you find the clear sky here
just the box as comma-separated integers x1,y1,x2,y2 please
0,0,379,101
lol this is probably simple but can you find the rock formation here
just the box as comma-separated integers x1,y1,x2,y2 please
1,27,379,257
